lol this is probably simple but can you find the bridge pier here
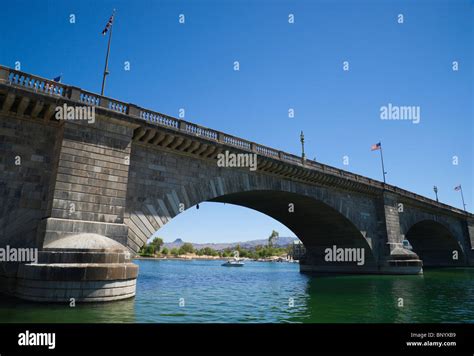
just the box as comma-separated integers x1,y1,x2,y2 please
14,233,138,302
0,104,140,302
298,192,423,275
299,244,423,275
378,193,423,274
465,220,474,266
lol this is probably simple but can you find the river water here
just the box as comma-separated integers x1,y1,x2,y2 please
0,259,473,323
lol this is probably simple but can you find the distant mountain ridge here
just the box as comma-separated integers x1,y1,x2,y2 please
163,236,298,251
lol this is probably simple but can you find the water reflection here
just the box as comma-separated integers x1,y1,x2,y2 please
0,293,136,323
0,261,472,323
298,269,473,323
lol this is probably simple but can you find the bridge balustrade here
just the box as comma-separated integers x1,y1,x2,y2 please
222,134,252,150
7,69,66,97
281,152,302,165
79,90,101,106
107,100,128,114
139,109,180,129
183,122,219,141
255,144,279,158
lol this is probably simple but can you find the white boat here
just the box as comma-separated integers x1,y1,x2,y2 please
221,259,244,267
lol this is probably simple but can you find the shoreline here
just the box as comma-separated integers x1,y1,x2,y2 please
134,255,298,263
134,256,223,261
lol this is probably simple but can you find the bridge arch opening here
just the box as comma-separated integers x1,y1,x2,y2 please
149,201,298,254
133,190,377,271
210,190,376,270
405,220,465,267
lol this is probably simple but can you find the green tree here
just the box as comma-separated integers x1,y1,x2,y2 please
200,247,218,256
238,248,248,258
178,242,194,255
150,237,164,252
161,247,169,255
144,244,155,256
170,248,179,257
268,230,279,247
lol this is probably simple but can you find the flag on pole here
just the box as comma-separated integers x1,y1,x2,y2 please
100,9,116,95
371,141,386,183
454,184,466,211
102,12,115,35
371,142,381,151
52,75,62,83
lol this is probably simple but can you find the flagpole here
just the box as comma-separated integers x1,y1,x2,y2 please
459,185,466,212
379,141,386,184
101,10,115,96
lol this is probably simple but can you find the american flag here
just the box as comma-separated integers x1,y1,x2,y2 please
102,12,115,35
454,185,462,191
371,142,381,151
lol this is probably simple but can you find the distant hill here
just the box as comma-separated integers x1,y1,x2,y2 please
163,236,298,251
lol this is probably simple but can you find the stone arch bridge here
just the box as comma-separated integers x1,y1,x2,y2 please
0,66,472,302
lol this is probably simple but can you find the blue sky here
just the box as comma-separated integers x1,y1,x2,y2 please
1,0,472,243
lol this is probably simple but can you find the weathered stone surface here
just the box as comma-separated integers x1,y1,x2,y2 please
44,233,127,251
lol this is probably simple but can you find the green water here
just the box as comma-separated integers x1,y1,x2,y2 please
0,260,473,323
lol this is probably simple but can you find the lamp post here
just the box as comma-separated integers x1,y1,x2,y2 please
433,185,438,202
300,131,305,162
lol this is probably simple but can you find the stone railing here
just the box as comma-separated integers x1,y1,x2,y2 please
280,152,302,164
78,89,101,106
255,144,280,159
3,67,67,97
182,121,219,141
222,134,252,150
139,107,179,129
0,65,470,217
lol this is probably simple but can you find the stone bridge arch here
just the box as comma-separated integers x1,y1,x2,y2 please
404,220,466,266
398,205,469,267
124,170,379,271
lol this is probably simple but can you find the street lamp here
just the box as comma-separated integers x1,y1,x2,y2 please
433,185,438,202
300,131,305,161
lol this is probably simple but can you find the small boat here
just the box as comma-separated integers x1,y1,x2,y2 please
221,259,244,267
